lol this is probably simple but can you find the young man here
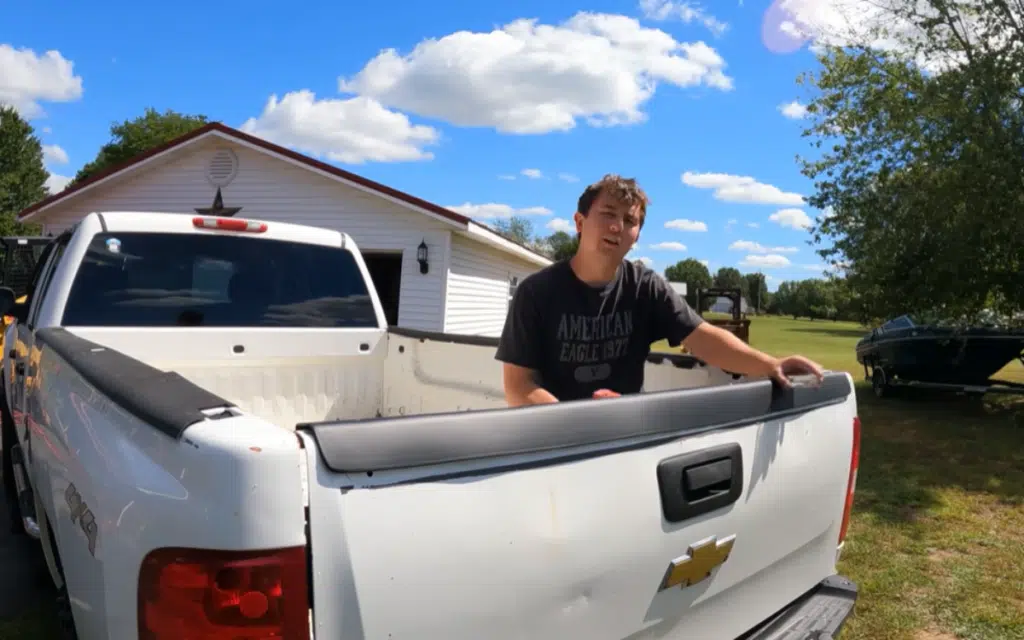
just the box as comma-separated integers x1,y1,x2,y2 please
495,174,824,406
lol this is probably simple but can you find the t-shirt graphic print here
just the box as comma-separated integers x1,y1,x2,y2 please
496,259,704,402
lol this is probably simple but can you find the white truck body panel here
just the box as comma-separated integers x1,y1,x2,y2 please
298,353,856,639
0,211,860,640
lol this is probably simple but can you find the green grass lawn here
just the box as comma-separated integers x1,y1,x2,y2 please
4,315,1021,639
655,314,1024,640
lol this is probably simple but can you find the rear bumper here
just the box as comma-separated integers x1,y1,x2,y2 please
739,575,858,640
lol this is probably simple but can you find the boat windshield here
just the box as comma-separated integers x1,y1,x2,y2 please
880,315,916,331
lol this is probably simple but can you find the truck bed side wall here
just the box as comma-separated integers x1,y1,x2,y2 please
380,327,739,418
27,328,307,638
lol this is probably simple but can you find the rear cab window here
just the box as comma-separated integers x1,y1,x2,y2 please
61,232,379,328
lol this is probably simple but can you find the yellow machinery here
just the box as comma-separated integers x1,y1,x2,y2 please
0,237,51,354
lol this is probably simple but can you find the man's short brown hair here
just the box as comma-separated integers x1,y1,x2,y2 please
576,174,650,229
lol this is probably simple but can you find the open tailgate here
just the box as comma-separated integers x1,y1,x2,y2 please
297,373,857,640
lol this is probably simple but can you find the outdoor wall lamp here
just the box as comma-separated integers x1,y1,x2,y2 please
417,239,429,274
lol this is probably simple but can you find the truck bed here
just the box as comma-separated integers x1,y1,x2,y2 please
54,326,742,430
29,323,857,640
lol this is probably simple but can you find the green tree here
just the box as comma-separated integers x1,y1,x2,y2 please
712,267,743,292
664,258,712,310
545,230,579,260
71,108,209,186
743,273,769,314
798,0,1024,325
491,215,536,246
0,106,47,236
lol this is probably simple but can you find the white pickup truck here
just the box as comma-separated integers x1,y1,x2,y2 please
1,211,861,640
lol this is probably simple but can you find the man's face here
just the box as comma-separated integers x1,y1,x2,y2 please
574,189,642,260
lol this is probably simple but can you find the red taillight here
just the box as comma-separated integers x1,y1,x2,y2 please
838,416,861,545
138,546,309,639
192,216,268,233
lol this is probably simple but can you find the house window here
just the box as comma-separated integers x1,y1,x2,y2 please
508,275,519,300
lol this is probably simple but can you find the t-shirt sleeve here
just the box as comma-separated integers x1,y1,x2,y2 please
650,274,705,347
495,278,543,370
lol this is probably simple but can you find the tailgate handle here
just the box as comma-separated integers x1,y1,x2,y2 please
684,458,733,500
656,443,743,524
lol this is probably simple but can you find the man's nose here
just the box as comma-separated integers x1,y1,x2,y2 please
609,220,622,233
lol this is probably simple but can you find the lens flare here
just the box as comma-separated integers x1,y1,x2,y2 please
762,0,814,54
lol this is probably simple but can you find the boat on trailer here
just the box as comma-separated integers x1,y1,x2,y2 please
855,314,1024,398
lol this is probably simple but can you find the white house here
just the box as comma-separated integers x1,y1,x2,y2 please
17,123,551,336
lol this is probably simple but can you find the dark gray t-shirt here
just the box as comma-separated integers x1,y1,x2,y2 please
495,259,704,401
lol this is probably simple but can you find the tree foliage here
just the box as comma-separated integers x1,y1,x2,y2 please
712,267,744,292
664,258,712,309
798,0,1024,325
71,108,210,186
0,106,46,236
743,272,769,312
545,231,579,260
768,277,864,323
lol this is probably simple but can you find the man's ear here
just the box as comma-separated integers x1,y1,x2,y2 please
573,211,584,234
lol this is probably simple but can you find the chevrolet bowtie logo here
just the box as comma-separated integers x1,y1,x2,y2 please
658,534,736,591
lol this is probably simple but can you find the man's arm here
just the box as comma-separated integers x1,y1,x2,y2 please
649,274,822,385
682,323,824,385
502,363,559,407
680,322,777,377
495,280,559,406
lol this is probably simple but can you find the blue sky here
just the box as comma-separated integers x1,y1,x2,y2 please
3,0,841,290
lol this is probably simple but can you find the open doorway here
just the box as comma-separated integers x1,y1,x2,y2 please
363,252,403,326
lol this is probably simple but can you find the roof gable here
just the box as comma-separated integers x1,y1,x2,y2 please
20,123,552,267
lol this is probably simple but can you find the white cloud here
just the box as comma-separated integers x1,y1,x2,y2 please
45,172,71,194
546,217,574,233
681,171,805,206
778,100,807,119
728,240,799,254
769,208,813,229
633,256,654,266
0,45,83,118
498,174,516,180
558,173,580,183
240,90,440,164
41,126,52,134
521,168,543,179
337,12,733,136
42,144,68,165
664,218,708,232
447,203,553,219
639,0,729,36
746,222,759,228
699,259,710,267
739,254,791,268
650,241,687,251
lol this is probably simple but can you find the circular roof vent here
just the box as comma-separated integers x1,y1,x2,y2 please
206,148,239,187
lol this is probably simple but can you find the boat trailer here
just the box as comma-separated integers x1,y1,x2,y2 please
864,356,1024,399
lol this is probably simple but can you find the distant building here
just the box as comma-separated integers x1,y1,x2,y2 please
710,295,752,315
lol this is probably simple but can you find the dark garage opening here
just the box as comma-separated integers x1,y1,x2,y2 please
363,252,403,326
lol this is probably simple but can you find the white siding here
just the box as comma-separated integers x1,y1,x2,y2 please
37,137,451,331
444,232,542,337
